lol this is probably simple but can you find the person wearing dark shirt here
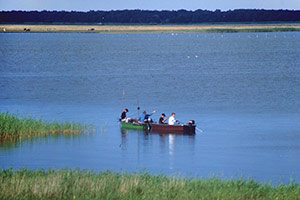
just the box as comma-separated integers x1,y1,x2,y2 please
159,113,167,124
120,108,128,121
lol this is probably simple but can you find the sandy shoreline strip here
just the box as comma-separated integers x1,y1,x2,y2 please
1,24,300,33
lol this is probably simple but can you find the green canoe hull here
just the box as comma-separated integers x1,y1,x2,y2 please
120,121,147,130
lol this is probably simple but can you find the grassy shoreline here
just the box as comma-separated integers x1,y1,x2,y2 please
1,24,300,33
0,112,93,142
0,169,299,199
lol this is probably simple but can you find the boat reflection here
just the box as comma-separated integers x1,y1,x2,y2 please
120,127,195,170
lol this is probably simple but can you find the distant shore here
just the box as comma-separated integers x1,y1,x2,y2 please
1,24,300,33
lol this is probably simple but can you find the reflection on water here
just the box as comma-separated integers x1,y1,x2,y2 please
169,135,175,156
169,135,175,170
0,133,91,153
120,128,195,170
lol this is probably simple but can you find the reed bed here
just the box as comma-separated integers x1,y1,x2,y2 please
0,169,299,200
0,112,93,142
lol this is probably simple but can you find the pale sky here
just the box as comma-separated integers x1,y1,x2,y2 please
1,0,300,11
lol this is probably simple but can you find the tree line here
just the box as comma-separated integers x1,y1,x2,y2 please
1,9,300,24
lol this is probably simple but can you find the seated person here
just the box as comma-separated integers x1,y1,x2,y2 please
139,110,156,123
168,113,177,125
159,113,167,124
120,108,129,122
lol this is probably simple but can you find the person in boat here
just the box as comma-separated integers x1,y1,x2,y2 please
168,113,177,125
120,108,129,122
139,110,156,123
159,113,167,124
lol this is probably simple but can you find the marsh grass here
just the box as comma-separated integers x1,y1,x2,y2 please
0,112,93,142
0,169,299,200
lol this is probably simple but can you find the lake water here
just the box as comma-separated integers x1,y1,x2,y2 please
1,32,300,184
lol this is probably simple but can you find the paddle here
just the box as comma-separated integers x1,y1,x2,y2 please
195,127,204,133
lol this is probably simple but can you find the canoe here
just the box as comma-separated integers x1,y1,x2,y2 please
120,121,147,130
120,121,196,135
150,123,195,135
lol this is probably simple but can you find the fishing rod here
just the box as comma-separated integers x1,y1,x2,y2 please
121,89,125,113
176,120,184,125
137,97,140,120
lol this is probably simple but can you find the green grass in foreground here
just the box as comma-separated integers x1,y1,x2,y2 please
0,112,93,142
0,169,299,200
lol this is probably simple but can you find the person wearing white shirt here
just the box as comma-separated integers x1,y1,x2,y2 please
168,113,177,125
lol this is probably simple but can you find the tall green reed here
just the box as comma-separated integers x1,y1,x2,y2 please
0,169,299,200
0,112,93,142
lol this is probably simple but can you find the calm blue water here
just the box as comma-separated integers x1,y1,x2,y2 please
1,32,300,184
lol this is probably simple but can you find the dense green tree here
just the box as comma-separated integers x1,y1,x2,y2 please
0,9,300,24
